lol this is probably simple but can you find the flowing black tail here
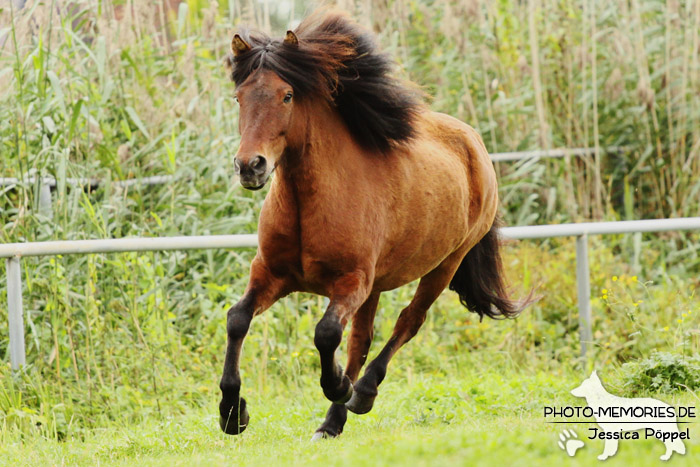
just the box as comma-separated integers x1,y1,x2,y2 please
449,219,533,320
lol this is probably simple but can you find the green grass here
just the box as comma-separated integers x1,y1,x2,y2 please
1,1,699,464
1,370,697,466
0,238,698,455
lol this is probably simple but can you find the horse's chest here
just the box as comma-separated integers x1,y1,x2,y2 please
257,178,376,293
257,190,303,280
258,213,359,294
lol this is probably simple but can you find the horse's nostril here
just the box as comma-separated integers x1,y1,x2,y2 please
234,158,242,174
251,155,266,171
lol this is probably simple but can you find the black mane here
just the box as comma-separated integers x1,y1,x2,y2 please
230,11,422,153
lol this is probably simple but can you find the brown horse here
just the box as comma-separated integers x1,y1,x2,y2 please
219,11,529,439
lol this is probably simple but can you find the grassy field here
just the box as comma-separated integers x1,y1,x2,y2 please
1,1,699,465
1,369,698,466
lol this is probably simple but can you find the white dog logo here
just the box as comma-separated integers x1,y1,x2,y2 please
571,371,687,461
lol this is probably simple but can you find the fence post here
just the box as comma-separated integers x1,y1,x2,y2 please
575,234,592,358
6,257,26,370
39,179,53,219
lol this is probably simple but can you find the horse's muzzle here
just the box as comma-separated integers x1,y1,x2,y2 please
235,155,269,190
239,178,268,190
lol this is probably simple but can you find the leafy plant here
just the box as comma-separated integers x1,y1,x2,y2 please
621,351,700,395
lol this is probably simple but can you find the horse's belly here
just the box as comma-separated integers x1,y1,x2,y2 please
374,207,471,290
373,233,465,291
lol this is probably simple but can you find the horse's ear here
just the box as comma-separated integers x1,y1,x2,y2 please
284,30,298,46
231,34,251,56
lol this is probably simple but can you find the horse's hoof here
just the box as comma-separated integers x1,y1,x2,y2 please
323,376,354,404
345,390,376,414
219,409,249,435
219,398,250,435
333,380,354,405
311,431,331,441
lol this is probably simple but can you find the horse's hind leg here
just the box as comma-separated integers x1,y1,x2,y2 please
315,271,372,405
346,255,462,415
313,292,380,439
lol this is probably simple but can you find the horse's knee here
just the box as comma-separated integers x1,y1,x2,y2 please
315,315,343,351
227,305,252,339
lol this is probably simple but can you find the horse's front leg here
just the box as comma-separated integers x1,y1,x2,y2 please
314,271,371,405
219,259,290,435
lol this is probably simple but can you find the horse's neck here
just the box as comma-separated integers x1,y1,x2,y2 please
278,102,355,199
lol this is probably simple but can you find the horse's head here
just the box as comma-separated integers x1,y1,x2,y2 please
229,32,300,191
227,14,421,190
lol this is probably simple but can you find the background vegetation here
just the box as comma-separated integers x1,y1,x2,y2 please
0,0,699,464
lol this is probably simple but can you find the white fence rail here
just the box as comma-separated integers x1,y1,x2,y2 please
489,146,623,162
3,217,700,370
0,175,176,219
0,147,619,218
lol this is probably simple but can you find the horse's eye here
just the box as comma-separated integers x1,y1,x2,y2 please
283,92,293,103
234,95,239,103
